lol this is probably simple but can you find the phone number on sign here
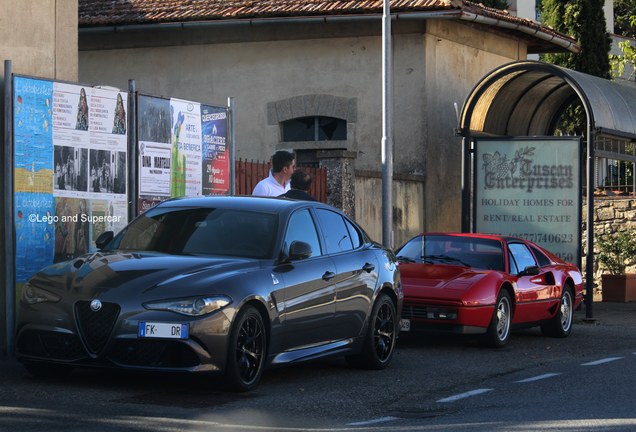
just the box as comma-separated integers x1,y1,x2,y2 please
507,233,574,244
28,214,122,224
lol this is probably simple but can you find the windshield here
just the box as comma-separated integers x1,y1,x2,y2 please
396,235,504,271
108,206,278,259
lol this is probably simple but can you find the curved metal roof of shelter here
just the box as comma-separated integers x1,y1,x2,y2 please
460,60,636,141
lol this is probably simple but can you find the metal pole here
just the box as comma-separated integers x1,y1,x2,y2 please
127,80,137,219
228,97,235,195
2,60,15,357
585,130,595,319
461,136,470,232
382,0,394,249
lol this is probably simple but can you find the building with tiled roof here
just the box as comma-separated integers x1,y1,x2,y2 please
78,0,577,54
77,0,579,242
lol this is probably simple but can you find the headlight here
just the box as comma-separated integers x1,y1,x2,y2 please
143,295,231,316
20,284,61,305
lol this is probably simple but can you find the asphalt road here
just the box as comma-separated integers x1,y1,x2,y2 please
1,302,635,432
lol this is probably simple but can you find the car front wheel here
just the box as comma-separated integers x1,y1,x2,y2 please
481,290,512,348
347,293,397,370
224,305,267,392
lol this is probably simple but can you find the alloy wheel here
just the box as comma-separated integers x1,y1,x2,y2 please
373,302,396,362
235,315,265,384
560,290,573,332
496,296,511,342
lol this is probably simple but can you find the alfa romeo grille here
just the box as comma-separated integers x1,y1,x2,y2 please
75,301,120,355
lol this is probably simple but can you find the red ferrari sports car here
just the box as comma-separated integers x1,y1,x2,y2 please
396,233,584,347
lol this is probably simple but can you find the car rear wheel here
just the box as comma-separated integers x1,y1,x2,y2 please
346,293,397,370
224,305,266,392
481,290,512,348
541,286,574,338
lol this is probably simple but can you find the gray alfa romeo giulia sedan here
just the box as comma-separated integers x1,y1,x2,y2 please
16,196,402,391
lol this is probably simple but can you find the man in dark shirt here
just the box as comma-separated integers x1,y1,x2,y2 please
279,169,318,201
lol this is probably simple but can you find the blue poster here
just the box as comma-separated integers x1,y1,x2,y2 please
15,193,55,282
14,77,54,176
14,77,55,282
201,105,229,195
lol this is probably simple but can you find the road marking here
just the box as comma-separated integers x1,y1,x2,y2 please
347,416,399,426
437,388,493,403
515,372,561,383
581,357,623,366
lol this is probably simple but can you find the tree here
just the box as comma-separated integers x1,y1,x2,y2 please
611,39,636,81
614,0,636,38
540,0,611,135
610,14,636,81
541,0,611,78
540,1,578,70
577,0,612,78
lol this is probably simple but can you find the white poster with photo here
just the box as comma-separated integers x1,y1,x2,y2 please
52,83,128,202
88,87,128,149
87,87,128,201
170,98,202,197
475,138,581,264
52,82,90,149
139,141,172,196
51,82,129,256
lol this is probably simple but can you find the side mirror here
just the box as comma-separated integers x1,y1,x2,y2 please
288,240,312,261
519,265,540,276
95,231,114,250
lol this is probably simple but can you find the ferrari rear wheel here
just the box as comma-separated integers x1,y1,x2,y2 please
346,293,397,370
224,305,267,392
541,286,574,338
481,290,512,348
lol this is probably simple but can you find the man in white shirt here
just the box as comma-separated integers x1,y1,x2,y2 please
252,150,296,196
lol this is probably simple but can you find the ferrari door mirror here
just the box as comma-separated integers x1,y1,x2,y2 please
519,265,540,276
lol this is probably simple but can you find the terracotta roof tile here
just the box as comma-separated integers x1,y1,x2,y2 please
79,0,496,26
78,0,577,52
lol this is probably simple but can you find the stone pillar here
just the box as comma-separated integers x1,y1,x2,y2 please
317,150,356,218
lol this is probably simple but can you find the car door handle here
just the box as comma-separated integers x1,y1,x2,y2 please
362,263,375,273
322,271,336,281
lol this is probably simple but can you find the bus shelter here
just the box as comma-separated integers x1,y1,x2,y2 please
458,60,636,318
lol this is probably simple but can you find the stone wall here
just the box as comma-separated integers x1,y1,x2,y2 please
583,197,636,290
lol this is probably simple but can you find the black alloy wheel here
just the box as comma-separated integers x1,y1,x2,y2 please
347,293,397,370
374,298,397,363
225,305,266,392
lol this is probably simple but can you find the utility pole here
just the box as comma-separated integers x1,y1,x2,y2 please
382,0,394,249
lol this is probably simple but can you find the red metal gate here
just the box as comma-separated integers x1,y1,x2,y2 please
235,159,327,202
